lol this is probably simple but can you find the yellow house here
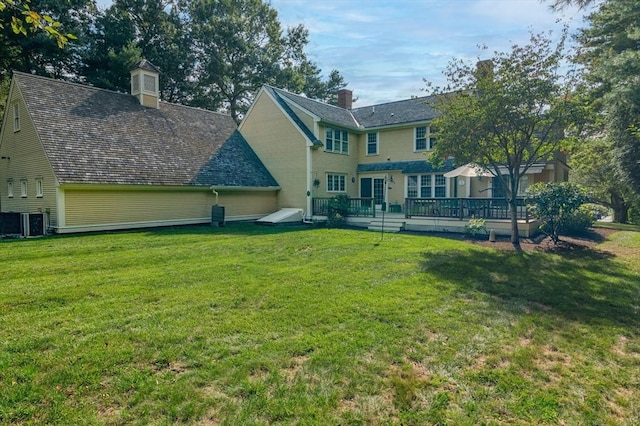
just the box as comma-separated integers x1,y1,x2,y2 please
239,86,570,236
0,62,280,234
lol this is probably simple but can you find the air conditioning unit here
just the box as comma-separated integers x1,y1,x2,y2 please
21,212,49,237
0,212,22,235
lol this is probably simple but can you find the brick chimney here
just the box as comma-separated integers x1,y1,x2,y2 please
337,89,353,110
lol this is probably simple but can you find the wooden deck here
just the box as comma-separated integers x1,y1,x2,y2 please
312,197,537,237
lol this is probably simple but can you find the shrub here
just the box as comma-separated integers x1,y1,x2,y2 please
465,217,487,238
629,205,640,225
582,203,609,221
327,194,350,227
559,205,595,236
527,182,588,244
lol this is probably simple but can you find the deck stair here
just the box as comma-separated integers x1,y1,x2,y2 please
367,215,406,233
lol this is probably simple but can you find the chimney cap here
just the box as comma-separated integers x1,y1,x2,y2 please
131,59,161,74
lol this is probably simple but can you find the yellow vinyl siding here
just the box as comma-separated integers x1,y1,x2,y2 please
241,91,307,210
218,190,277,216
358,126,433,164
64,189,211,226
288,103,315,133
63,187,278,229
312,125,359,198
0,82,58,226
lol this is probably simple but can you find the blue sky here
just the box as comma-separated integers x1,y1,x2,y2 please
97,0,592,106
270,0,591,106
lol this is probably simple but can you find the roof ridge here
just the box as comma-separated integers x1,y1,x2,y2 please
268,85,361,128
13,71,230,118
352,95,435,112
13,71,132,98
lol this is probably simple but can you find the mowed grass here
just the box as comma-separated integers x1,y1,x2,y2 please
1,224,639,425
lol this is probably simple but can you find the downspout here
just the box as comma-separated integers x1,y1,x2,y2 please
306,119,319,219
210,186,219,205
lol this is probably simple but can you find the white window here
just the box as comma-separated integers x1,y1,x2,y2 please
327,174,346,192
407,174,446,198
325,128,349,154
366,132,378,155
518,176,529,196
414,126,437,151
13,103,20,132
421,175,432,197
36,178,43,198
434,174,446,197
20,179,27,198
7,180,13,198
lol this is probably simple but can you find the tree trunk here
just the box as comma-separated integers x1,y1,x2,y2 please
508,173,521,249
610,192,629,223
509,196,521,249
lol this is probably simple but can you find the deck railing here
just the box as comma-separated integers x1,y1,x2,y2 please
312,197,529,222
405,197,529,221
312,197,376,217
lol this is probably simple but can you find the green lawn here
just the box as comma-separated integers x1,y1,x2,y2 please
1,224,639,425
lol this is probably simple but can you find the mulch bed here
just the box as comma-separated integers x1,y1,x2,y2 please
425,227,616,252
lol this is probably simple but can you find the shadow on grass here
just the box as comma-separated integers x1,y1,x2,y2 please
420,247,640,333
140,222,320,237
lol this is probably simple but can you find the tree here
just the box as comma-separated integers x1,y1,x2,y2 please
569,138,634,223
573,0,640,200
427,31,573,248
187,0,346,122
81,0,196,104
0,0,92,122
548,0,593,11
527,182,588,244
0,0,77,47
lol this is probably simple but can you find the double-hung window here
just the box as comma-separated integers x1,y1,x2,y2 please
434,174,446,197
325,128,349,154
407,174,446,198
327,174,346,192
366,132,378,155
414,126,437,151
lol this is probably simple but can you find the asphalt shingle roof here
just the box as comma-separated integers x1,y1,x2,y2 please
351,95,440,128
14,72,278,188
270,87,360,129
357,159,455,174
266,87,440,131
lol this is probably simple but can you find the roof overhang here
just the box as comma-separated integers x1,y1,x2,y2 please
210,185,281,192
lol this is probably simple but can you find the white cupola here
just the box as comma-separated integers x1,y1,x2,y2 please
130,59,161,108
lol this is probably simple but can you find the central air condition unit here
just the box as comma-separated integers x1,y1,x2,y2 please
0,212,22,235
21,212,49,237
211,205,225,227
